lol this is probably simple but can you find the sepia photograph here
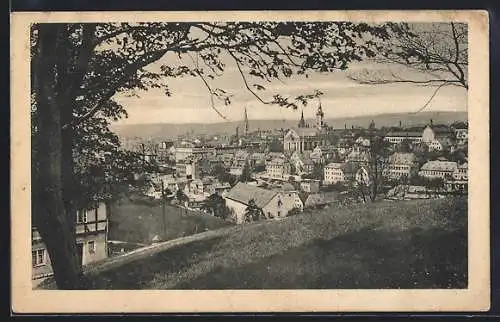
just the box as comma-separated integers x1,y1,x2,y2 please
11,10,489,313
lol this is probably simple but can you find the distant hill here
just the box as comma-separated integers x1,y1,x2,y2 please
111,111,468,139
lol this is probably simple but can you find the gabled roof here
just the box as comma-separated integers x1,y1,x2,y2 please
325,162,343,169
420,161,458,172
389,152,416,165
385,131,422,138
288,127,319,137
225,182,278,208
305,193,325,206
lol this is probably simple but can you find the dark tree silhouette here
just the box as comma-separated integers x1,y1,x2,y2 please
244,199,262,222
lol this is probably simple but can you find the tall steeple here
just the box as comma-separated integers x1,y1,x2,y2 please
298,109,306,128
244,106,249,135
316,99,324,130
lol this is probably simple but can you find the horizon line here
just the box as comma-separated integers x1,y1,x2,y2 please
111,110,467,126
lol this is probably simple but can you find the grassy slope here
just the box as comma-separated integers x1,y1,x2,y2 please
88,197,467,289
108,198,234,245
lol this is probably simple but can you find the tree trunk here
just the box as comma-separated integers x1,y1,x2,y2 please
34,98,83,289
33,24,83,289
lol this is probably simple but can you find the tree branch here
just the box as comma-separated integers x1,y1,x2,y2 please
186,52,229,121
409,82,452,115
226,50,275,105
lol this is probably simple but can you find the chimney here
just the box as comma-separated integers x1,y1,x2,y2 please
430,119,433,126
399,120,402,128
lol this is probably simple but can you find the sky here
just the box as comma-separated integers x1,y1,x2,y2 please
111,24,468,125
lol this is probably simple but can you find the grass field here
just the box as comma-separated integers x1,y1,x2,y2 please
108,198,234,245
87,196,467,289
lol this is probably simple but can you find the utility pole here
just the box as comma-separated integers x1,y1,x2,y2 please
161,179,166,240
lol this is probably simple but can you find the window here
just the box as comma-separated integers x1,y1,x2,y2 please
277,211,281,217
77,210,87,223
88,241,96,254
32,249,46,267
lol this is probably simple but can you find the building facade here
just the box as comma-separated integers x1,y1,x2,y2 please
224,183,297,224
419,160,458,179
385,152,419,180
32,202,109,281
266,158,291,180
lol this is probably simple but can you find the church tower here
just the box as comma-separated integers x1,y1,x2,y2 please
298,109,306,128
316,101,324,130
244,107,249,136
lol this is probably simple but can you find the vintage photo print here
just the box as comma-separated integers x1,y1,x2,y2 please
11,10,489,313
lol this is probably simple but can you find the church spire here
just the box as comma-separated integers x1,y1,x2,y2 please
244,106,249,135
316,98,324,129
298,109,306,128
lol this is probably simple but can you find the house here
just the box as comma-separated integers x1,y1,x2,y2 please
419,160,458,179
155,174,179,194
224,182,298,224
309,146,326,164
175,158,201,180
385,152,418,180
355,136,371,147
266,158,291,180
300,179,320,193
453,162,468,181
422,124,454,145
324,162,345,184
384,131,423,145
346,150,370,166
453,123,468,145
233,150,250,168
214,181,232,196
279,185,304,212
249,152,266,167
32,202,108,282
175,145,216,163
188,177,216,196
428,139,444,151
303,191,340,209
300,155,315,173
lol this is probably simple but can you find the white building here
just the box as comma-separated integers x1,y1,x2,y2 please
385,152,418,180
384,131,423,144
224,182,298,224
32,203,109,282
265,158,291,180
419,160,458,179
324,162,345,184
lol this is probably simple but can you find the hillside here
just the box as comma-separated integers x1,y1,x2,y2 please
85,196,467,290
108,198,234,245
111,111,468,139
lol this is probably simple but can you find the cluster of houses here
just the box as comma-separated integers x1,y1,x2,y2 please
31,101,469,285
133,103,468,226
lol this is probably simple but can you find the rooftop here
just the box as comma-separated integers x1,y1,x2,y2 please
225,182,278,208
385,131,422,137
420,161,458,172
389,152,416,165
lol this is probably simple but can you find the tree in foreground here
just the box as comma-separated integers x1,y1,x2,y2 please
31,21,401,289
244,199,262,223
